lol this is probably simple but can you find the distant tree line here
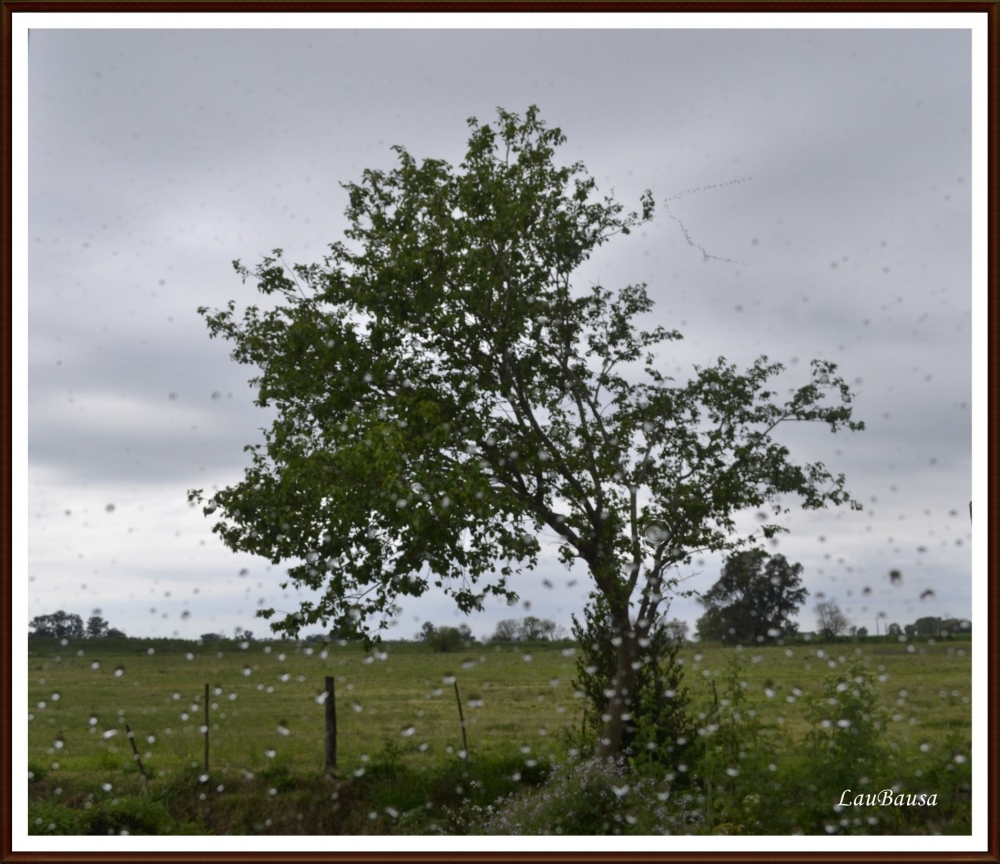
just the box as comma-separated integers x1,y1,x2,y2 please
415,622,476,652
489,616,566,642
29,610,125,639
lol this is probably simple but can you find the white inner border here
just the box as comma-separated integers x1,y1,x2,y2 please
10,9,990,856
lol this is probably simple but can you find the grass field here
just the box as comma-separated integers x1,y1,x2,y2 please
26,634,972,835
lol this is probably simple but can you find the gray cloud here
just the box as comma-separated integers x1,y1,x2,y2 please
26,26,975,641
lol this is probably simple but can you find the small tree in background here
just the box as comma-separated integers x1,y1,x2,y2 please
426,625,474,653
663,618,689,645
86,615,110,638
491,619,521,641
814,599,850,641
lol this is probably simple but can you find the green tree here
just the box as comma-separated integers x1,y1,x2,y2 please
29,611,84,639
426,625,470,652
190,106,863,758
85,615,110,638
913,615,943,636
695,549,808,645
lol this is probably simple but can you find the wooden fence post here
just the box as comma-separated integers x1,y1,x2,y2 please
453,680,469,758
204,683,210,775
324,675,337,775
124,723,147,780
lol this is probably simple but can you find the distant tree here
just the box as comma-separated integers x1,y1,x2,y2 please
663,618,689,645
518,616,561,641
904,623,916,638
814,599,850,640
416,621,436,642
426,626,471,653
856,626,868,638
86,615,110,638
696,550,808,645
29,611,85,639
106,627,127,638
201,632,223,643
491,619,520,641
913,616,944,636
886,622,902,637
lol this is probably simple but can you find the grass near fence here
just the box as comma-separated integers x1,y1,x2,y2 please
26,634,972,835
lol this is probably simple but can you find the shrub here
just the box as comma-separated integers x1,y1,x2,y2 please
475,757,704,835
571,593,695,771
803,661,892,791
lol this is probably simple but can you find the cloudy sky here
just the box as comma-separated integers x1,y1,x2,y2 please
22,22,982,645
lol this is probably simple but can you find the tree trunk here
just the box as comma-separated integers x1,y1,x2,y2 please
597,625,640,761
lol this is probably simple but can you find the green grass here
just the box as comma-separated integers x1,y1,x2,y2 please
26,634,972,835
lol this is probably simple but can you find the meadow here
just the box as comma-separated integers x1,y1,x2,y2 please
26,634,972,836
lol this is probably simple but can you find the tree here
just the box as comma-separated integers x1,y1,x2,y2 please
86,615,110,638
106,627,127,638
695,550,808,645
29,611,84,639
426,625,471,652
663,618,689,645
913,616,944,636
856,626,868,638
491,619,520,641
518,616,560,640
886,622,902,637
416,621,437,641
190,106,864,759
814,599,850,640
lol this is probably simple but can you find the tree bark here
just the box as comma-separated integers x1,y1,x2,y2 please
597,621,640,761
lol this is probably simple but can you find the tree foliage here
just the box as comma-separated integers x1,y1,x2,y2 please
191,106,863,756
426,624,474,652
30,611,85,639
86,615,109,638
696,549,808,645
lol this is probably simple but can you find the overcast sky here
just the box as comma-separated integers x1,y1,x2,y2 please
24,25,978,643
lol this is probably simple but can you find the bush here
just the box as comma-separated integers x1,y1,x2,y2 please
29,796,198,835
803,660,892,790
426,627,467,653
571,593,695,771
474,757,704,835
